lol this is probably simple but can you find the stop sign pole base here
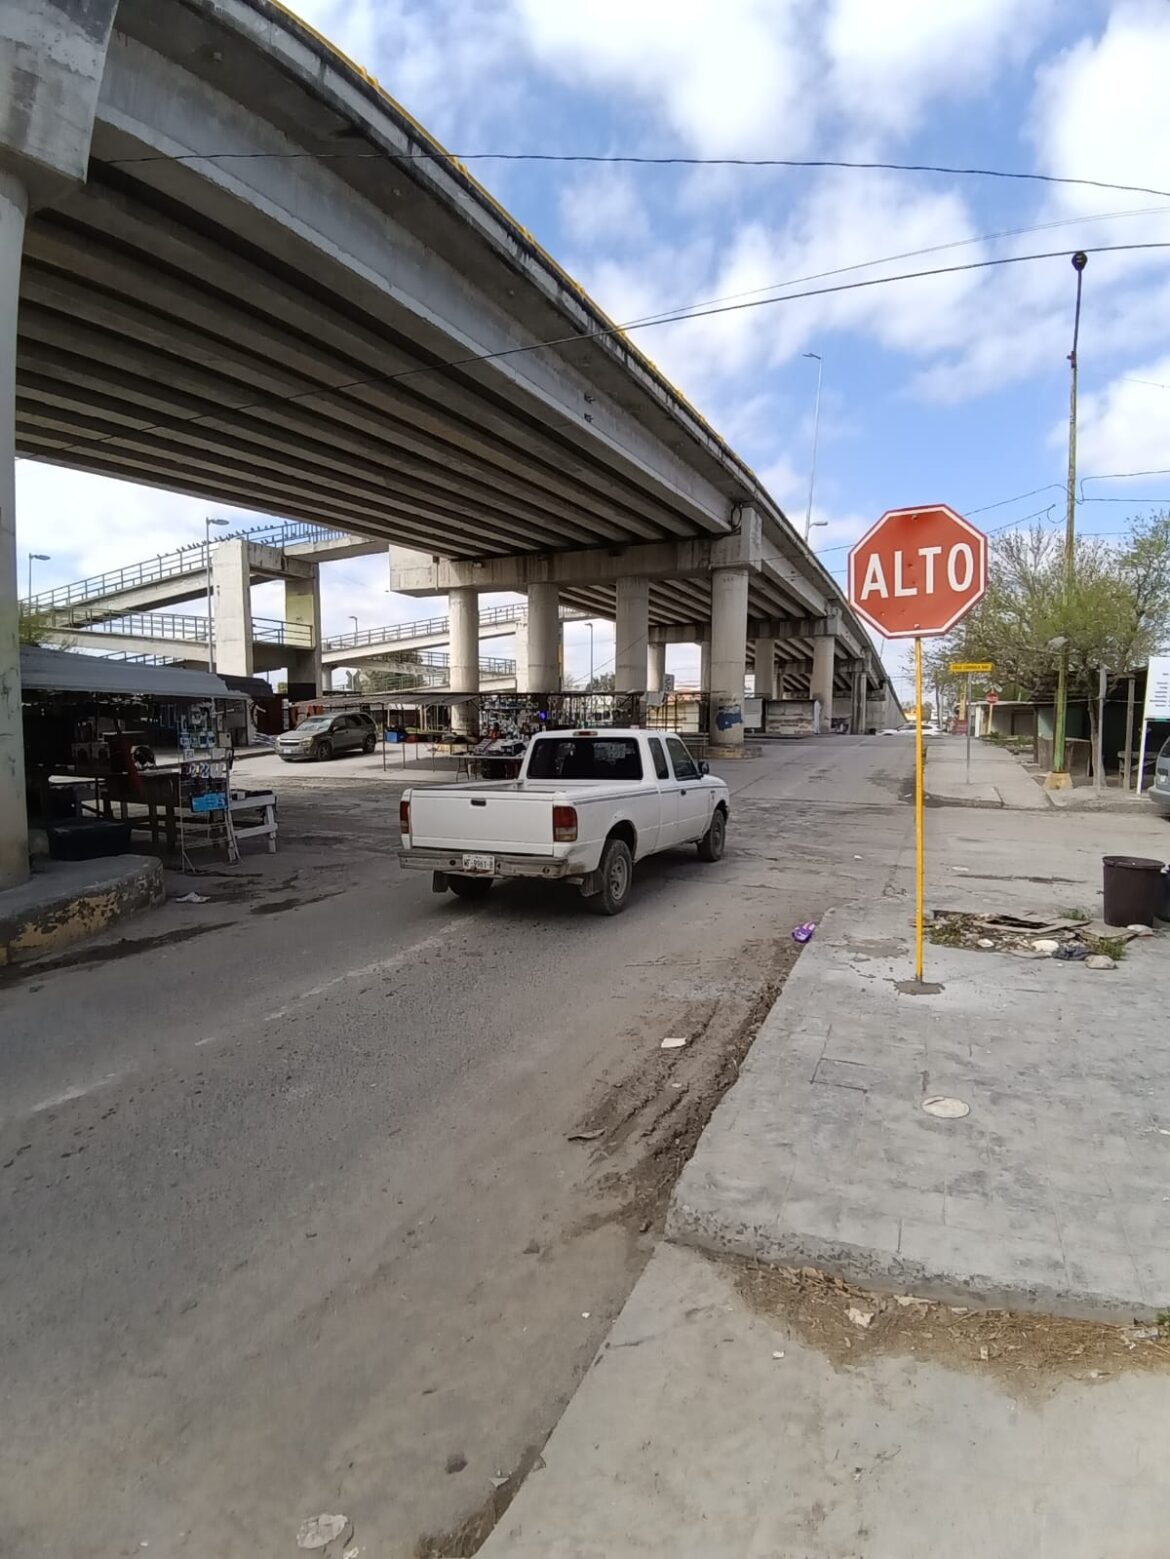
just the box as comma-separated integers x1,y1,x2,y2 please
1043,770,1075,792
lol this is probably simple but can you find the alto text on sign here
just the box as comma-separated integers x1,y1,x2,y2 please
847,504,988,639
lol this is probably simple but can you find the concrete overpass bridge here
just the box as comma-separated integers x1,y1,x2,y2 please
0,0,896,887
26,521,381,625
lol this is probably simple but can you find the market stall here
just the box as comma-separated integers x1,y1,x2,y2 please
20,648,278,863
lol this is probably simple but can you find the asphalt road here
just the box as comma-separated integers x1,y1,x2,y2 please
0,736,915,1558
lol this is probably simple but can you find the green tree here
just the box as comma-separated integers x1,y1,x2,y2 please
18,605,68,648
936,512,1170,751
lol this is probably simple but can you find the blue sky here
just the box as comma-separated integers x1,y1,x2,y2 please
17,0,1170,695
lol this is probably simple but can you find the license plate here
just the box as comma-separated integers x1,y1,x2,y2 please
461,853,495,873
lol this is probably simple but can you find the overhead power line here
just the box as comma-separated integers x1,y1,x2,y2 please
107,146,1170,204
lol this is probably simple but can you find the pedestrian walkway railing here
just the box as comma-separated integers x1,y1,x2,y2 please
383,650,516,675
323,602,525,652
61,610,314,648
25,523,352,612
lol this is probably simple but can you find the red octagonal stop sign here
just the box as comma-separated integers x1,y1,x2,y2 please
847,503,987,639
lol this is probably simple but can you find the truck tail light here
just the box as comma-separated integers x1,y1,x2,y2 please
553,805,578,843
399,799,410,837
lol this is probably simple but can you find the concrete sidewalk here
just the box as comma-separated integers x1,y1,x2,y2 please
668,895,1166,1318
925,735,1049,810
482,1243,1170,1559
481,793,1170,1557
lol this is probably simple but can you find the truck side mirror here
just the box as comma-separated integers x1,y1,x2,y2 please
699,760,710,775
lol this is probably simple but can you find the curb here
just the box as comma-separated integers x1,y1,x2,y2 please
0,856,164,967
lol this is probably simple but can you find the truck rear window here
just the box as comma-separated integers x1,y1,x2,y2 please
526,738,643,781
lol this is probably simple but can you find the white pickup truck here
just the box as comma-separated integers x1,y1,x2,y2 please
398,728,729,914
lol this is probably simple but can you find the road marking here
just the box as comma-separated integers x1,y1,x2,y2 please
23,1073,120,1117
263,924,461,1022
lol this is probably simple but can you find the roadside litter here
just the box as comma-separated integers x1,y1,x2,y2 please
296,1514,350,1550
660,1036,687,1049
791,921,817,944
174,891,210,904
927,909,1147,965
922,1096,970,1120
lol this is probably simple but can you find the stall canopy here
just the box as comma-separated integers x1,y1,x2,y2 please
20,648,238,700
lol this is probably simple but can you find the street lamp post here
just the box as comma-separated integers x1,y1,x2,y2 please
27,552,50,601
349,615,359,638
204,516,231,672
586,621,594,693
1046,252,1088,791
802,352,826,543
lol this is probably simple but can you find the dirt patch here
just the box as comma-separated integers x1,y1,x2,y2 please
569,938,801,1240
727,1255,1170,1401
413,1445,545,1559
928,909,1139,962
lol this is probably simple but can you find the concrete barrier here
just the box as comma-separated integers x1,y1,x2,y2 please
0,854,164,966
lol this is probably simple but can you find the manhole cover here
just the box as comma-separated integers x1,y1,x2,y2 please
922,1095,970,1119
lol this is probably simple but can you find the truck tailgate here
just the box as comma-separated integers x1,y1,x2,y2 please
408,786,554,852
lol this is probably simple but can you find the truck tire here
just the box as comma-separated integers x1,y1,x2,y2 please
315,739,333,761
449,875,493,900
587,837,633,916
697,807,726,862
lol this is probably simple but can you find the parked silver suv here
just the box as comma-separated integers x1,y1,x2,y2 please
277,710,378,762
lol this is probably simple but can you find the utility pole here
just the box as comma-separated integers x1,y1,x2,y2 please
1046,252,1087,790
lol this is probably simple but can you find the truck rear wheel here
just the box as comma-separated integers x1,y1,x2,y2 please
449,875,493,900
587,837,632,916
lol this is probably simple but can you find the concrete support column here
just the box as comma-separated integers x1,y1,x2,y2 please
753,637,779,701
646,642,666,693
449,586,479,736
811,630,836,733
0,171,28,888
615,577,649,693
284,568,322,702
709,566,749,748
211,539,254,679
526,582,560,692
699,641,711,693
851,660,866,734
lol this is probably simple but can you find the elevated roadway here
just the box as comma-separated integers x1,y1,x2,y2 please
0,0,895,886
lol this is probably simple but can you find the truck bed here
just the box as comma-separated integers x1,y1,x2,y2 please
407,780,645,853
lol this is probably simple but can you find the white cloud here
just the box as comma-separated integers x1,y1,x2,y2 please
513,0,816,158
559,169,650,248
1077,356,1170,483
14,462,262,586
1030,1,1170,217
826,0,1058,140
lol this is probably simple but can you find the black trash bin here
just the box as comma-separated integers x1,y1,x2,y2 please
1102,855,1165,927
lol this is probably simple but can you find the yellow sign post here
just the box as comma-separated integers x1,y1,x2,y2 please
914,638,925,981
847,505,990,990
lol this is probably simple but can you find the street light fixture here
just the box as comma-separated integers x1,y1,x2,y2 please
27,552,50,600
1046,252,1088,791
349,614,359,637
802,352,827,543
204,516,231,672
